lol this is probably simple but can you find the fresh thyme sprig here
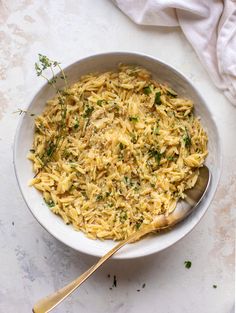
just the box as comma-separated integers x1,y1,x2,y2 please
13,108,35,116
34,54,68,176
14,108,28,115
35,54,68,88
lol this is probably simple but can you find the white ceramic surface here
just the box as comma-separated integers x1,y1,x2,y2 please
14,52,221,259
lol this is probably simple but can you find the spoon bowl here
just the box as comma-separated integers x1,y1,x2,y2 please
153,165,211,229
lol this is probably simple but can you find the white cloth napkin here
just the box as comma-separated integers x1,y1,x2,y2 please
113,0,236,106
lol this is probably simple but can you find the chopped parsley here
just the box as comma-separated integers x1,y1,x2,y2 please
63,149,70,158
119,142,125,150
45,199,55,207
213,285,217,288
183,132,191,148
143,86,152,95
131,133,138,143
154,91,162,105
120,211,128,223
135,217,144,229
129,116,139,122
153,122,159,135
30,149,35,153
142,283,146,288
148,149,162,165
184,261,192,269
83,105,94,118
74,116,79,129
97,99,106,106
96,194,103,201
124,176,134,187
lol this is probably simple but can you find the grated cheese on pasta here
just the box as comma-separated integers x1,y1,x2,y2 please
28,65,208,240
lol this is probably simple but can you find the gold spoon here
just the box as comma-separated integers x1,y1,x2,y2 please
33,165,210,313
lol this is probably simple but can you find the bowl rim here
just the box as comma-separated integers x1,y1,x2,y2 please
13,51,223,259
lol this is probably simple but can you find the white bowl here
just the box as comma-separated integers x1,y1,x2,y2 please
14,52,222,259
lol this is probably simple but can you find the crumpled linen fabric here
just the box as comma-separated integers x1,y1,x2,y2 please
113,0,236,106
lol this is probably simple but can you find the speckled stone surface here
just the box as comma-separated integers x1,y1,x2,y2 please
0,1,235,312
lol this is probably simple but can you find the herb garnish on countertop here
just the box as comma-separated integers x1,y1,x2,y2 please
184,260,192,269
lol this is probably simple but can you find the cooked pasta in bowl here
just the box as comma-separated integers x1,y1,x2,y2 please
14,52,221,258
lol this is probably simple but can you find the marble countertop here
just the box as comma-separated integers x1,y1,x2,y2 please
0,1,235,312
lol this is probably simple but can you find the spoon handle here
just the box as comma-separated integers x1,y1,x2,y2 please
32,225,156,313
